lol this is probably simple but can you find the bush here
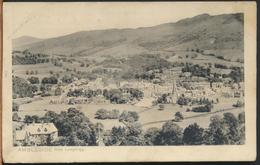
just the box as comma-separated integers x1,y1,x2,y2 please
175,112,184,121
192,103,212,112
157,121,183,145
233,100,244,108
12,112,20,121
183,123,204,145
177,96,191,106
41,76,58,84
27,77,39,84
13,76,35,98
95,109,120,120
214,63,228,69
12,102,19,112
144,127,160,145
119,111,139,123
62,75,74,84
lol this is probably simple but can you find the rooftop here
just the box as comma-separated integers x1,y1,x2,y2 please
25,123,58,135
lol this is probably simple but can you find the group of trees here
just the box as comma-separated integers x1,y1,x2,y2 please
156,93,171,104
24,108,98,146
177,95,192,106
13,51,49,65
21,108,245,146
229,67,244,83
94,109,139,123
134,72,156,81
181,63,244,84
61,75,74,84
13,76,38,98
177,95,215,107
105,111,245,146
12,102,19,112
182,63,211,78
13,75,59,98
186,48,204,54
27,76,40,84
119,111,139,123
66,88,143,104
51,58,63,67
233,100,244,108
41,76,58,84
95,109,120,120
103,88,144,104
191,103,213,113
25,70,38,75
214,63,229,69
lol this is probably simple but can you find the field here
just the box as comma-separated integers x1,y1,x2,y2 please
16,95,243,130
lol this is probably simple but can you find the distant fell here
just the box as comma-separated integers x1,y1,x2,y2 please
13,13,244,59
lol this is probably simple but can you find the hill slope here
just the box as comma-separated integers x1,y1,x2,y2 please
13,13,243,59
13,36,43,48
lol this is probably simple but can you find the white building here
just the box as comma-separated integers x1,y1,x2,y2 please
14,123,58,146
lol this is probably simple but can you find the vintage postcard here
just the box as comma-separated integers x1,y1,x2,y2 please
2,2,256,163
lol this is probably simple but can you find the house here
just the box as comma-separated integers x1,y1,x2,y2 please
14,123,58,146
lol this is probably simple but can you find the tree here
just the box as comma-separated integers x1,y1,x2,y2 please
95,109,108,120
233,100,244,107
27,77,39,84
175,112,184,121
105,126,127,146
41,76,58,84
238,112,245,124
223,113,240,144
13,76,35,98
204,115,229,145
144,127,160,145
62,75,74,84
12,112,20,121
24,115,34,123
183,123,204,145
158,121,183,145
12,102,19,112
42,108,96,146
119,111,139,123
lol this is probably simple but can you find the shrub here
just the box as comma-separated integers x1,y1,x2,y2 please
12,102,19,112
175,112,184,121
192,103,212,112
119,111,139,123
12,112,20,121
157,121,183,145
183,123,204,145
95,109,120,120
27,77,39,84
41,76,58,84
177,96,191,106
232,100,244,107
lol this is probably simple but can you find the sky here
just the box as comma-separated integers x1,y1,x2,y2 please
4,2,246,39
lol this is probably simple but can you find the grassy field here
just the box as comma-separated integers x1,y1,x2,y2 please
16,96,243,130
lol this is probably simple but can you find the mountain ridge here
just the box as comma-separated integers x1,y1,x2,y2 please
13,13,243,59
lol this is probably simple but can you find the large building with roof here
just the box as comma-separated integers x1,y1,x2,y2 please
14,123,58,146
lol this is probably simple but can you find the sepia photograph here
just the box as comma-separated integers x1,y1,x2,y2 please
2,2,256,163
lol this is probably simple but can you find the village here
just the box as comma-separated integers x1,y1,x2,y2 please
11,12,245,146
13,71,244,146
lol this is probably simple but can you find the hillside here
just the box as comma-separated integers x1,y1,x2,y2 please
13,13,243,59
13,36,43,48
